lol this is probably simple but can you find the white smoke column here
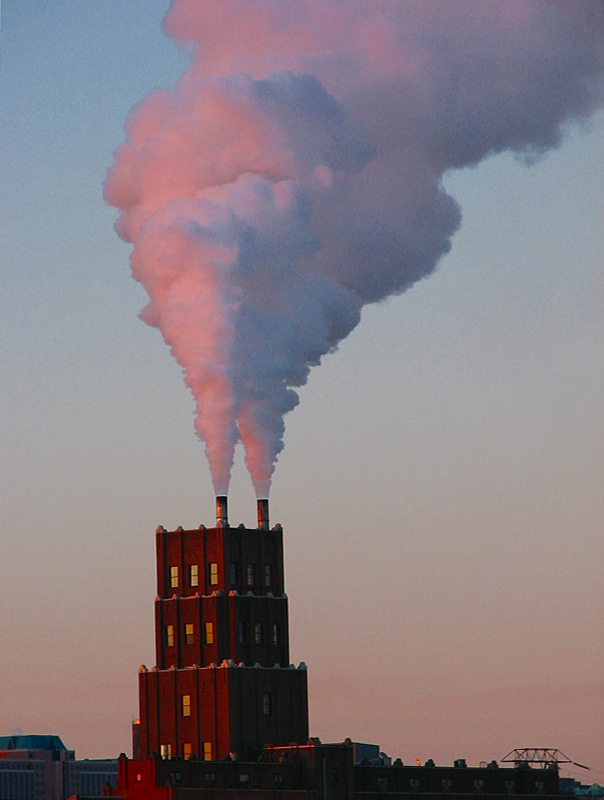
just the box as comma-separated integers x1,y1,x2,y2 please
105,1,602,497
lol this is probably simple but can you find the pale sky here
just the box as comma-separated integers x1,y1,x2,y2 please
0,0,602,783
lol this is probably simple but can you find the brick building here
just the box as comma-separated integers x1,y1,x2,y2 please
95,497,561,799
134,497,308,762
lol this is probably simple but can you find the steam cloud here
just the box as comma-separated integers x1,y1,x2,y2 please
105,0,602,498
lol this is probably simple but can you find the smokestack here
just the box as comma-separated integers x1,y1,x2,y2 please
257,498,269,530
216,495,228,526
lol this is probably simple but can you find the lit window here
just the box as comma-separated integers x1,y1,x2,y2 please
272,623,280,646
170,566,179,588
166,625,175,647
203,742,212,761
246,564,255,586
238,621,246,645
205,622,214,644
182,743,192,760
209,562,218,585
185,623,194,645
262,692,272,716
264,564,272,587
182,695,191,717
254,623,263,645
190,564,199,587
160,744,172,759
230,562,238,586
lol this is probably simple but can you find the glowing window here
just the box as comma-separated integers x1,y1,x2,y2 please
264,564,272,587
262,692,271,716
246,564,255,586
205,622,214,645
189,564,199,587
185,623,194,645
254,622,263,645
160,744,172,759
209,562,218,585
182,695,191,717
182,743,192,760
169,566,179,588
166,625,174,647
272,623,280,646
203,742,212,761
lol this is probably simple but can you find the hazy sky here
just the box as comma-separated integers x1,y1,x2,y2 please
0,0,602,783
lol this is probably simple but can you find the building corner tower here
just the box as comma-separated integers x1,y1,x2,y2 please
133,497,309,762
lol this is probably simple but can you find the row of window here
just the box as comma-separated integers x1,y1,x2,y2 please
169,562,274,589
165,621,281,648
178,692,271,720
160,742,212,760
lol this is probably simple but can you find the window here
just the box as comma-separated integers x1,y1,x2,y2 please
274,774,284,787
264,564,272,587
246,563,255,586
238,621,246,645
189,564,199,587
203,742,212,761
166,624,174,647
272,623,280,646
230,562,238,586
182,743,192,760
185,623,194,645
181,694,191,717
160,744,172,759
209,562,218,585
262,692,272,716
254,622,263,645
240,773,250,784
205,622,214,644
204,773,215,784
169,566,179,588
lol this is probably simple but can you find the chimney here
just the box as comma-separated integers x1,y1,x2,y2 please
216,496,228,527
257,499,269,530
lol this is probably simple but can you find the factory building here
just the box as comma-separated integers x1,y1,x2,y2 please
93,498,562,800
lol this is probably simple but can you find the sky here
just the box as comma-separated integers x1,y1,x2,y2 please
0,0,603,783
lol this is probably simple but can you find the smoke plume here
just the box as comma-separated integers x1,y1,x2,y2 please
105,0,602,498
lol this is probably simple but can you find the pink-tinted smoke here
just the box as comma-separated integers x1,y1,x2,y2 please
104,0,602,497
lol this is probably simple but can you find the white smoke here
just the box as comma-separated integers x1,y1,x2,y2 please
105,1,603,496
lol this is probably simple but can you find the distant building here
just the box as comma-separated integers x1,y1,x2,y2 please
560,778,604,797
0,735,117,800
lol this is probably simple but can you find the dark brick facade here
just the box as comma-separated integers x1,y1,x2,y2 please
135,504,309,762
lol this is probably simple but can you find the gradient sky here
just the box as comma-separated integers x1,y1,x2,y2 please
0,0,602,784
